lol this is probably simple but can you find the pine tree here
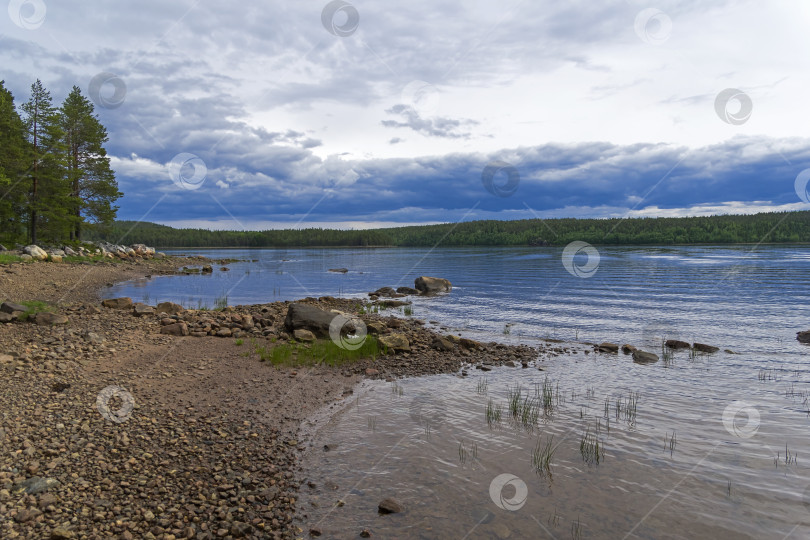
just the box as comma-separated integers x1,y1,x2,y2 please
59,86,121,240
0,81,31,243
21,80,70,244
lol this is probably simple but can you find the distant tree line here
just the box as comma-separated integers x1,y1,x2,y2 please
0,79,121,245
87,211,810,248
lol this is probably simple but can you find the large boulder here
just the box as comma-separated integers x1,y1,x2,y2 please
155,302,184,315
284,303,338,338
102,297,133,310
414,276,452,295
132,303,155,317
23,245,47,260
160,322,189,336
632,350,659,364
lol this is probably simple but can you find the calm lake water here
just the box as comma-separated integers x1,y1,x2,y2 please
105,245,810,538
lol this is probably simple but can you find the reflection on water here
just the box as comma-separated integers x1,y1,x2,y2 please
298,349,809,539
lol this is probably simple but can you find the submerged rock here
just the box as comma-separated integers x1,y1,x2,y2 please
598,342,619,353
693,342,719,354
378,497,403,514
665,339,690,350
632,350,659,364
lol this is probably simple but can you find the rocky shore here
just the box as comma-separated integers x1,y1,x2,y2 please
0,255,544,539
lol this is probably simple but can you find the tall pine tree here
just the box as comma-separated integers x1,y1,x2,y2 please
59,86,121,240
21,80,70,244
0,81,31,243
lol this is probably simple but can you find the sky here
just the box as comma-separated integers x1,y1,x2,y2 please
3,0,810,230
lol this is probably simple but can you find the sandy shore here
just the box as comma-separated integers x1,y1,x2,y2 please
0,257,543,539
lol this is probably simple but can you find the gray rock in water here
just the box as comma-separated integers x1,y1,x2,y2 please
328,268,348,273
396,286,420,295
632,350,659,364
378,497,403,514
14,476,60,495
665,339,690,350
797,330,810,344
414,276,452,295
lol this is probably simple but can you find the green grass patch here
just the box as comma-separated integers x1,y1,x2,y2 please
234,338,244,346
0,253,23,264
18,300,55,321
252,336,381,367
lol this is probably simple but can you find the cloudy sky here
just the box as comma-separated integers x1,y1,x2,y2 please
3,0,810,230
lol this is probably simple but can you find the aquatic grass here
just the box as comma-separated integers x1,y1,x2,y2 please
664,430,676,457
476,377,489,395
485,398,503,427
403,305,413,316
615,391,640,426
507,385,541,428
531,435,556,479
253,337,379,367
214,294,228,310
391,381,404,396
580,425,605,466
571,516,583,539
774,443,797,467
367,416,376,431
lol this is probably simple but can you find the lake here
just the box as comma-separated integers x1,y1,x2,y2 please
105,245,810,538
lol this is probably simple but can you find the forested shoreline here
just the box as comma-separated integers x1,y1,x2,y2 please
0,79,120,246
86,211,810,248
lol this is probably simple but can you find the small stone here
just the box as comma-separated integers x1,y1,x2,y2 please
50,527,75,539
293,329,316,342
378,497,403,514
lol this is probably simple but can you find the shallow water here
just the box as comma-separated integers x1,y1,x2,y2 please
106,245,810,538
